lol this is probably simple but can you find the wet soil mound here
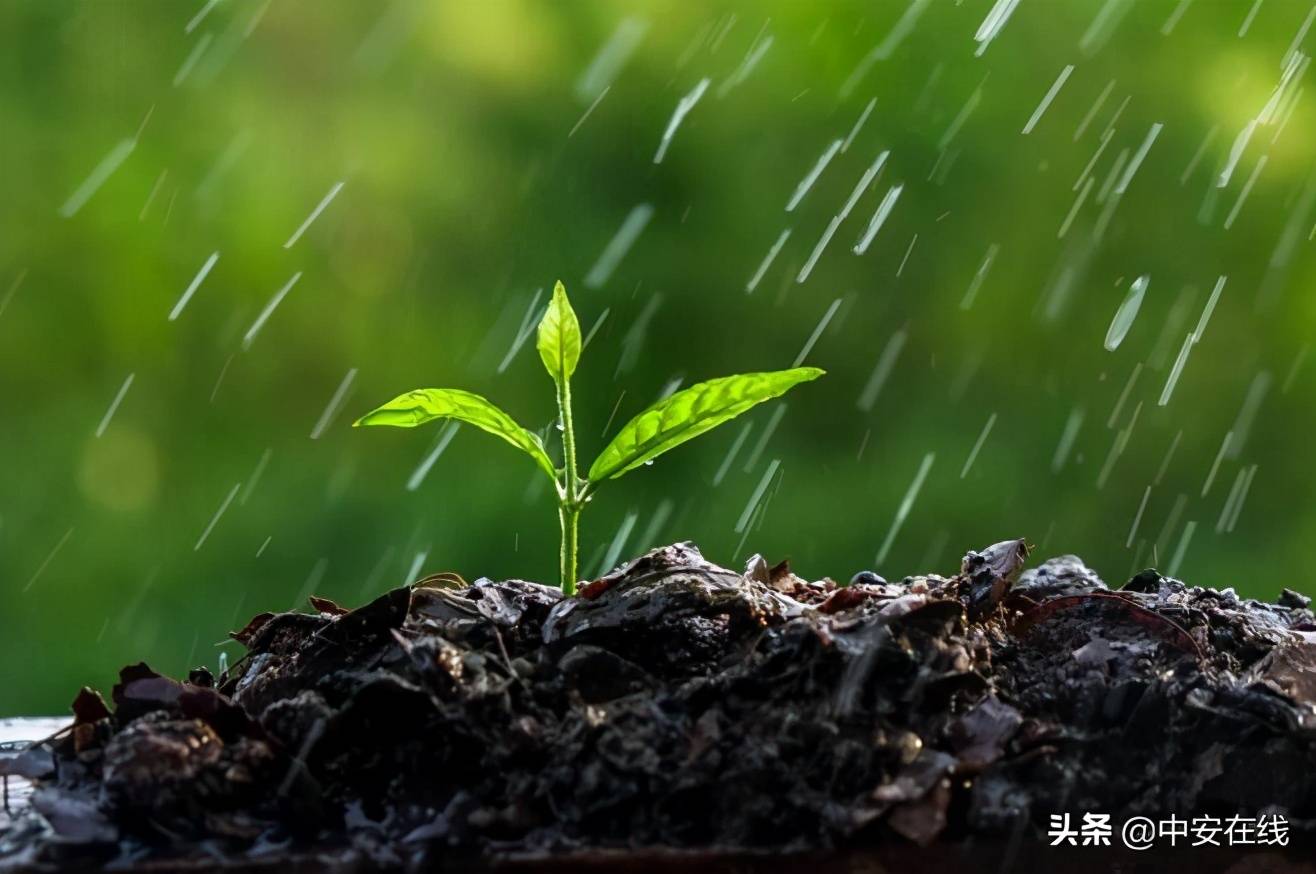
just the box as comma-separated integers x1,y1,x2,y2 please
3,540,1316,870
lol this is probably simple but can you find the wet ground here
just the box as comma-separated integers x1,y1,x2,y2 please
3,540,1316,871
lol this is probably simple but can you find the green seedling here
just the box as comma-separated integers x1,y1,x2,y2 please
354,281,823,595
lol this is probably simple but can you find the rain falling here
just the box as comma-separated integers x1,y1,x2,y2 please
0,1,1311,751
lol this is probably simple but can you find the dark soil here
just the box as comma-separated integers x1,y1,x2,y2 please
3,540,1316,872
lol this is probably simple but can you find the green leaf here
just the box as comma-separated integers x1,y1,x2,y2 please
536,280,582,385
354,388,556,481
588,368,824,482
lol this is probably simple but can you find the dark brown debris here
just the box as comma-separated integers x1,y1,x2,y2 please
4,540,1316,870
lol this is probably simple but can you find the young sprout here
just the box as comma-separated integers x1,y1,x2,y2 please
355,281,823,595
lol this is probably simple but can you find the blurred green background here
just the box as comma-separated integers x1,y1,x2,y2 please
2,0,1314,714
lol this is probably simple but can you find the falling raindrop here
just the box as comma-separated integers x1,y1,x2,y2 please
653,78,710,164
875,452,935,565
310,368,358,440
853,183,903,255
173,32,214,87
1103,274,1148,351
1021,64,1075,134
95,373,136,438
1167,520,1198,577
284,181,345,249
1238,0,1264,36
585,204,654,288
856,328,906,412
747,228,791,293
1127,486,1151,548
243,272,302,350
22,528,75,593
960,413,997,479
735,459,781,534
195,483,242,552
975,0,1022,56
576,18,648,101
407,423,461,492
786,139,843,212
841,98,877,152
59,138,136,218
169,252,219,321
792,298,841,367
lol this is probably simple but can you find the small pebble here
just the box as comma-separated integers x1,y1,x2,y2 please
848,570,886,587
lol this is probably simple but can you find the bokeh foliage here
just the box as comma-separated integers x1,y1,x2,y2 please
1,0,1314,714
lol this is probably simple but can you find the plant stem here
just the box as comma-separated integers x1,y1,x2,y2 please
558,503,580,597
557,377,581,595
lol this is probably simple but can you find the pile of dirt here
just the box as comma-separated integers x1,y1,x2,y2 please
3,540,1316,870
